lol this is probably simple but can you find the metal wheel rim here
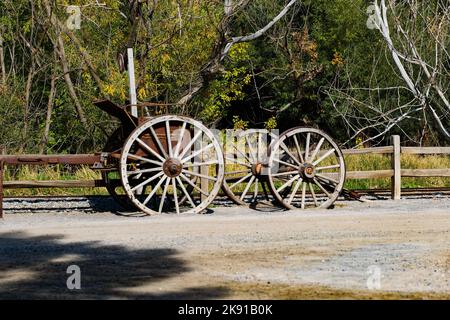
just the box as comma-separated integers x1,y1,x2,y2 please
222,129,278,206
120,115,225,215
267,127,346,210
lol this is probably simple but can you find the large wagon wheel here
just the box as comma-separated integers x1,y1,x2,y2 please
120,115,224,215
267,127,346,209
222,129,278,205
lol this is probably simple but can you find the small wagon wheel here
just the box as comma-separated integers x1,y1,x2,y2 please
120,115,224,215
267,127,346,210
222,129,278,205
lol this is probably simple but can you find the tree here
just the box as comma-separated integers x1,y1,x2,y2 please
325,0,449,146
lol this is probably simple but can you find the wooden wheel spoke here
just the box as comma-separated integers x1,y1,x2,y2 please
257,133,263,162
181,143,214,164
225,169,251,176
277,174,300,193
184,160,219,167
280,141,301,166
127,167,162,176
245,135,257,162
179,173,209,197
127,154,163,167
240,176,255,201
158,178,171,213
165,120,173,157
178,130,202,160
301,181,307,209
310,137,325,163
229,172,253,190
293,135,305,163
143,176,167,206
316,173,339,186
305,133,311,161
313,177,331,198
182,169,217,181
136,137,166,162
173,122,187,157
271,170,296,177
172,178,180,214
225,157,252,168
149,126,169,159
287,178,302,204
313,148,336,166
309,182,318,206
176,177,196,209
273,158,298,170
131,171,165,192
316,164,341,171
233,144,252,163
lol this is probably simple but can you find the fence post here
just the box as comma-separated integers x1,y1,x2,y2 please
391,135,401,200
0,160,4,218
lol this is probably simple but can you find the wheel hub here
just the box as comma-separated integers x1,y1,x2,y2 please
251,162,263,176
163,158,182,177
300,163,315,179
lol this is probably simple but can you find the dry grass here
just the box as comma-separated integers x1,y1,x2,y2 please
344,153,450,189
3,165,106,197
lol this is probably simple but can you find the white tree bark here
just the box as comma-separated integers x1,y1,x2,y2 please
178,0,299,105
0,29,6,87
373,0,449,139
222,0,299,58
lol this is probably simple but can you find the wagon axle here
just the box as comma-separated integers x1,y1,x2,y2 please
300,163,316,179
163,158,183,177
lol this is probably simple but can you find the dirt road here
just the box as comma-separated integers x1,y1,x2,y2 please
0,198,449,299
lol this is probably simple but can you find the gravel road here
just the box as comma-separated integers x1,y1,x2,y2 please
0,197,449,299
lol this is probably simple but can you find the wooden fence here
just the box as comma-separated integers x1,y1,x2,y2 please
342,135,450,199
1,135,449,204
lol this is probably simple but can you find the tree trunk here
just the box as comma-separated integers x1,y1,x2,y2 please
42,0,89,130
39,64,57,154
176,0,296,106
56,34,89,130
0,29,6,87
20,62,34,153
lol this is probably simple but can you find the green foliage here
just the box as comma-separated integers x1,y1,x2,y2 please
232,116,249,130
0,0,447,156
198,44,252,124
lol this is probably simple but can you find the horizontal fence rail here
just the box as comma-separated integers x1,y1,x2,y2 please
341,135,450,199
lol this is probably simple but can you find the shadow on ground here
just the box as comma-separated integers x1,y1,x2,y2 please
0,232,227,299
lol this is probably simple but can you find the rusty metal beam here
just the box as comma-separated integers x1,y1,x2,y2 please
3,180,106,189
0,154,103,166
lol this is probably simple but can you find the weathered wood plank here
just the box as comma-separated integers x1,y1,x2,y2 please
401,147,450,155
321,170,393,180
345,170,394,179
342,146,394,155
401,169,450,177
391,135,401,200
